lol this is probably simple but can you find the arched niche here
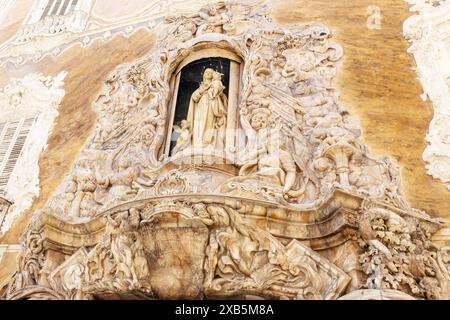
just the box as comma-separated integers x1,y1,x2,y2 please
162,48,243,161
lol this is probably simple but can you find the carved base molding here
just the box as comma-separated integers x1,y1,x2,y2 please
2,189,448,300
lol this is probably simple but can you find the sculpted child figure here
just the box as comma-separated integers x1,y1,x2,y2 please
209,71,227,149
172,119,191,154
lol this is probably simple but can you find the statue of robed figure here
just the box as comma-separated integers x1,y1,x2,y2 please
179,67,227,151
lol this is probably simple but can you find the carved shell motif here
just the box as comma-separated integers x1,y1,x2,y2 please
153,170,191,196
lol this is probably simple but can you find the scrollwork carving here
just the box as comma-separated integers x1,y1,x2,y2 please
192,204,349,300
357,207,448,299
153,170,191,196
6,230,46,299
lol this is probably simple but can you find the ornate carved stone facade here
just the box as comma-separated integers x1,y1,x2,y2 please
0,71,66,235
0,0,218,66
403,0,450,190
1,1,449,300
15,0,92,43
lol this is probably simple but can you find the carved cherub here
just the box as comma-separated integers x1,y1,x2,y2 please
66,160,98,218
171,120,191,154
106,210,150,290
196,2,233,34
95,159,154,201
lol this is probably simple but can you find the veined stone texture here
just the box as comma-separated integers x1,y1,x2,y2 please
403,0,450,190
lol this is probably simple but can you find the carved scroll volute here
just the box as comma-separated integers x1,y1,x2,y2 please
6,230,46,299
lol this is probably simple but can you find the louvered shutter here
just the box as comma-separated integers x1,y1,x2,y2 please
0,117,36,195
41,0,78,19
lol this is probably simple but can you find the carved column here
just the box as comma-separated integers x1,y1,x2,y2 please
225,60,241,154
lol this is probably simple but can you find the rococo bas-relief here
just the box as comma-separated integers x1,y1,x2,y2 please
2,1,449,300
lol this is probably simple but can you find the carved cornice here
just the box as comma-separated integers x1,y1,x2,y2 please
28,188,442,257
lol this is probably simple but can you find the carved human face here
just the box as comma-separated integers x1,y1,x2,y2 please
203,68,214,81
251,113,268,130
119,159,130,169
209,6,218,15
213,71,222,81
267,129,282,152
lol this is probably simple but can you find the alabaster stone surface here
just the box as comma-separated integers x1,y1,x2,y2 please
1,0,449,300
0,72,66,234
403,0,450,190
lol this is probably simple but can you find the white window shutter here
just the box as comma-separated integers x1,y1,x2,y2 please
0,117,36,195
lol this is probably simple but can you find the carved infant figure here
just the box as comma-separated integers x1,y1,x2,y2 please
172,120,191,154
95,159,139,202
66,160,98,218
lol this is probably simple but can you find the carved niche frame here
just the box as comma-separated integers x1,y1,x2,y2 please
163,46,243,159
